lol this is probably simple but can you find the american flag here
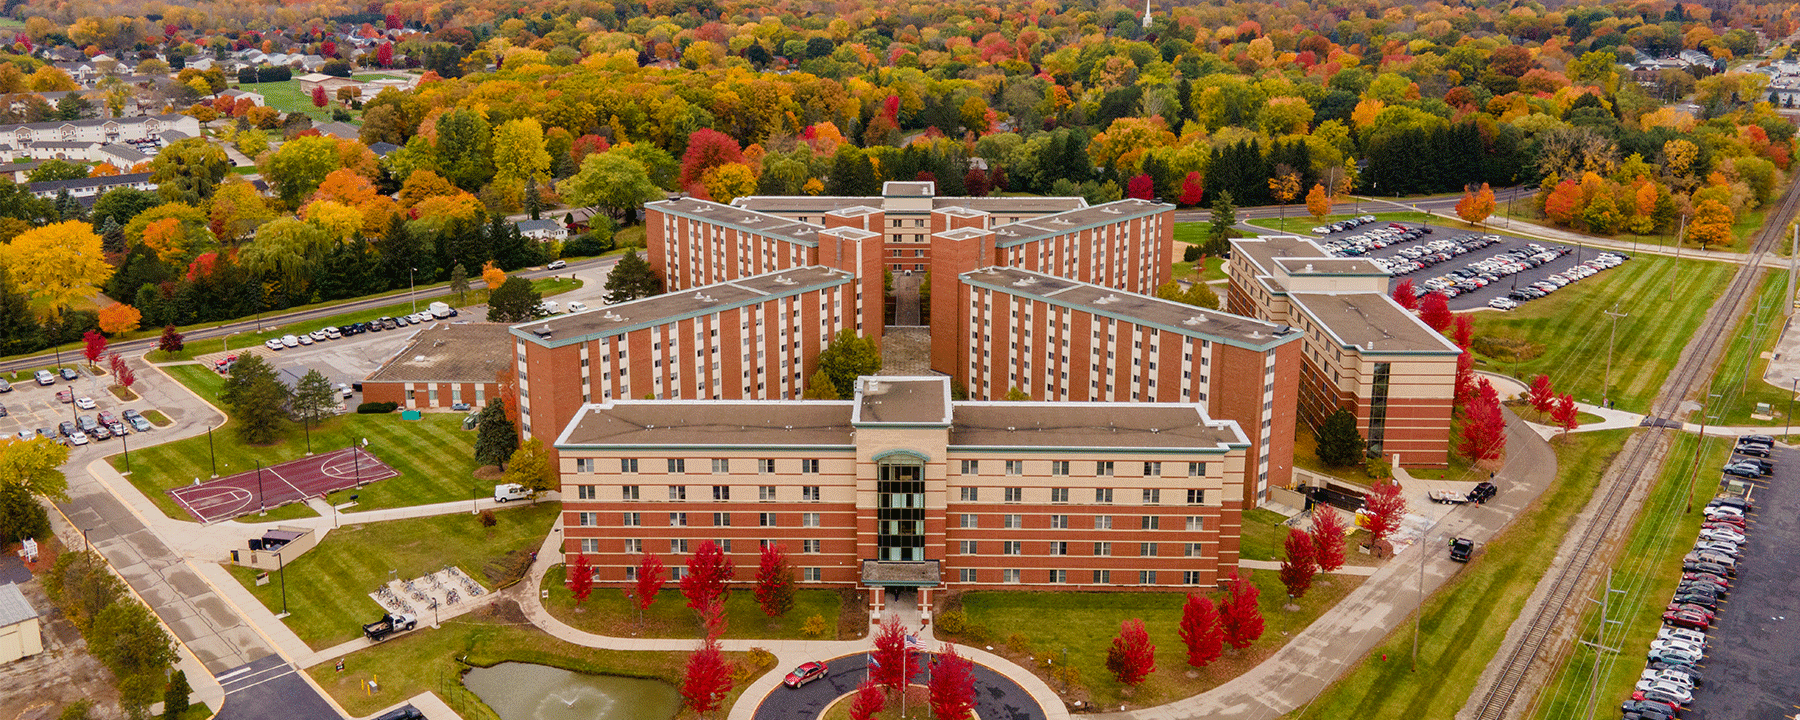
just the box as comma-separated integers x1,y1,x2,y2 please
905,634,927,651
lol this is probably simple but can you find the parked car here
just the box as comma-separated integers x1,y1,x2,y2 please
57,421,75,437
1681,560,1734,578
1646,645,1703,665
783,661,828,688
1698,527,1746,545
74,396,96,410
310,330,328,342
1681,571,1729,589
1707,496,1753,513
1645,663,1702,687
1677,579,1728,598
88,424,111,440
1649,638,1705,657
34,370,54,385
1703,505,1746,521
1670,592,1719,611
1732,441,1770,457
0,403,7,417
59,367,78,381
125,411,151,432
67,431,88,446
0,378,11,392
297,334,314,345
325,327,342,340
77,415,97,432
1631,689,1688,710
1723,462,1762,478
1633,680,1693,705
281,334,300,348
265,338,285,351
1656,626,1708,648
55,389,71,403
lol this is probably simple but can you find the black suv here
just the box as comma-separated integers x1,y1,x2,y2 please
1470,481,1498,503
1449,537,1474,562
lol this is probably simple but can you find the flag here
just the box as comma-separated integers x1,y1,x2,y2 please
905,634,927,651
868,653,880,668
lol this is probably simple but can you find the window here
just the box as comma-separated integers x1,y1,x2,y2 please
1095,488,1114,504
1050,487,1069,503
1184,571,1203,585
1003,541,1021,555
1050,569,1067,584
960,460,980,475
1097,461,1114,476
710,458,729,474
1050,541,1068,555
620,458,638,473
1004,514,1021,529
1141,516,1160,530
1051,461,1069,476
1006,460,1023,475
1095,515,1113,529
1050,514,1069,529
801,459,820,474
758,486,776,501
579,538,599,553
1139,570,1157,585
575,485,596,500
668,486,687,501
1142,489,1161,504
1004,487,1023,503
624,538,642,553
717,539,732,553
802,486,821,501
1093,570,1111,584
670,539,689,553
1186,542,1204,556
802,512,821,527
1187,489,1206,505
759,459,776,474
959,569,977,583
668,459,686,473
669,512,687,526
1187,516,1205,531
620,512,639,526
1140,542,1158,557
1004,569,1021,584
803,540,821,553
960,487,979,502
575,458,595,473
1143,462,1161,477
960,513,978,528
759,513,777,527
712,485,731,501
803,568,821,581
960,540,978,554
1188,462,1206,477
672,567,688,580
1094,542,1112,556
574,512,595,526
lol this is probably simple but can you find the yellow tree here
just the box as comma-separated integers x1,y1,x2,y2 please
1689,198,1734,250
702,163,757,204
7,220,113,312
481,261,507,291
1268,170,1301,222
1455,183,1496,226
97,303,141,334
1305,183,1331,222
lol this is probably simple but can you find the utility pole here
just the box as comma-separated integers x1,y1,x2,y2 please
1603,305,1628,409
1670,214,1688,302
1684,391,1721,514
1579,570,1625,720
1788,221,1798,320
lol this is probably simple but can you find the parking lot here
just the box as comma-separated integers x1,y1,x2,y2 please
1307,220,1623,311
0,366,147,443
1676,445,1799,720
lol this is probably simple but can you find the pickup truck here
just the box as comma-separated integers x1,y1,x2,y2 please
363,612,417,641
1449,537,1474,562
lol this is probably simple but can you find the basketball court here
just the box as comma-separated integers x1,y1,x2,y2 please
168,447,399,523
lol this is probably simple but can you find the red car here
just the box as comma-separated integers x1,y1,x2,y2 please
783,661,828,688
55,388,71,403
1682,571,1730,589
1663,609,1710,630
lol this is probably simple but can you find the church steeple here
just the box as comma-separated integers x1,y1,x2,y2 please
1141,0,1152,28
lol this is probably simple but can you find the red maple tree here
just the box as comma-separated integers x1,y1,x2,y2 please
678,128,743,189
1363,479,1408,550
1179,171,1205,207
1454,351,1477,409
1452,314,1473,350
1126,173,1155,200
1309,505,1349,573
680,540,735,614
310,84,328,108
871,614,917,693
566,553,595,604
632,552,666,622
108,354,135,392
1278,528,1317,598
1419,292,1453,332
964,167,990,197
1553,392,1579,435
1218,573,1264,650
377,42,394,67
680,638,732,718
928,644,977,720
1177,593,1222,669
848,680,886,720
1458,379,1508,462
82,330,107,367
1104,619,1156,686
754,543,795,618
1390,278,1420,311
1528,374,1556,415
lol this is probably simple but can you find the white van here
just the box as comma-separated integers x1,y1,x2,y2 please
565,301,588,313
493,483,530,502
536,300,560,315
428,301,454,319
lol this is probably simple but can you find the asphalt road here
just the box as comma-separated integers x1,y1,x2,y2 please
215,655,341,720
1680,445,1800,720
0,253,630,377
753,652,1045,720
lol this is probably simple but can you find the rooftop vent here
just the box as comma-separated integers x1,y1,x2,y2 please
774,275,797,286
1011,278,1037,287
693,292,716,302
1304,264,1314,273
1275,325,1294,335
1182,316,1208,326
531,325,553,338
1094,294,1120,305
413,355,426,362
1100,207,1121,214
1049,218,1073,225
741,216,760,224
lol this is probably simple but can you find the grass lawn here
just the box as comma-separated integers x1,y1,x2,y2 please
614,225,647,249
119,364,483,521
1528,431,1731,720
243,80,355,123
305,600,772,719
228,504,558,649
1470,255,1737,414
942,571,1364,709
1702,270,1793,426
541,565,849,640
1285,429,1630,720
146,277,580,363
1238,507,1374,567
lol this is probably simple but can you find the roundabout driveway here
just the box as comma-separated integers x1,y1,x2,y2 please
753,652,1046,720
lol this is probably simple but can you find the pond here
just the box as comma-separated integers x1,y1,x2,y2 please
462,662,682,720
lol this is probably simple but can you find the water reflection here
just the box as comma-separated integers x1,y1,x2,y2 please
462,662,681,720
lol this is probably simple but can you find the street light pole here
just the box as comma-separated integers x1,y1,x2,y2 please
275,549,289,618
120,428,130,475
1602,305,1628,409
256,461,266,515
409,267,418,314
1788,377,1797,438
207,425,219,478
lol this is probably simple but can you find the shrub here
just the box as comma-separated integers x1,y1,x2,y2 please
1365,456,1393,479
801,614,828,638
1183,245,1201,262
562,230,615,258
1005,632,1034,656
962,623,993,645
356,401,399,414
935,609,966,634
478,509,497,527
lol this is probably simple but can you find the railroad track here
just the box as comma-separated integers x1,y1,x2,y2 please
1467,179,1800,720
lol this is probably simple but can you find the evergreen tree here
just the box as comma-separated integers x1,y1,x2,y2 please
604,252,663,304
524,175,542,220
802,368,839,399
474,398,518,468
1204,192,1236,257
827,148,879,196
449,263,470,304
0,267,43,357
161,670,191,720
486,276,542,323
96,216,124,253
219,355,291,445
1316,408,1366,467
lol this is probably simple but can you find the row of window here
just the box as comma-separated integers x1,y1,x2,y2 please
576,485,1212,508
576,485,827,502
959,540,1210,557
577,458,825,474
956,460,1208,479
961,514,1207,531
957,486,1210,505
599,511,825,527
580,511,1210,531
575,458,1211,482
955,569,1205,585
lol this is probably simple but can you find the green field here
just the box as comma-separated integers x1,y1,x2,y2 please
1528,432,1733,720
229,504,558,649
944,570,1365,709
240,79,354,122
305,606,770,720
1470,255,1737,413
542,565,847,640
118,364,483,521
1286,429,1630,720
1702,270,1794,425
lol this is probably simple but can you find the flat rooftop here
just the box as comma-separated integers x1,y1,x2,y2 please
511,266,853,349
1275,257,1386,276
950,403,1246,451
1287,292,1463,355
647,198,822,246
558,401,857,448
1232,236,1331,277
364,322,515,384
853,377,951,425
731,195,1087,216
991,198,1169,247
960,267,1299,352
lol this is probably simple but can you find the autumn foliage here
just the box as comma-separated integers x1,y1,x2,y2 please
1528,374,1556,415
1390,278,1420,311
1455,182,1496,225
753,543,795,618
108,353,135,391
566,553,595,603
848,681,886,720
82,329,108,366
1458,378,1507,462
1278,528,1317,598
1309,506,1349,573
1362,479,1408,550
680,637,732,717
1104,619,1156,686
679,540,735,614
1178,593,1223,669
1217,573,1264,650
1419,292,1453,332
97,303,142,334
1553,393,1580,434
928,645,977,720
633,552,666,619
870,614,917,693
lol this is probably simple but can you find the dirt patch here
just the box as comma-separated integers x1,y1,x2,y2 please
835,589,867,640
1472,333,1545,363
482,549,533,588
480,598,530,625
0,544,123,720
473,465,505,481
